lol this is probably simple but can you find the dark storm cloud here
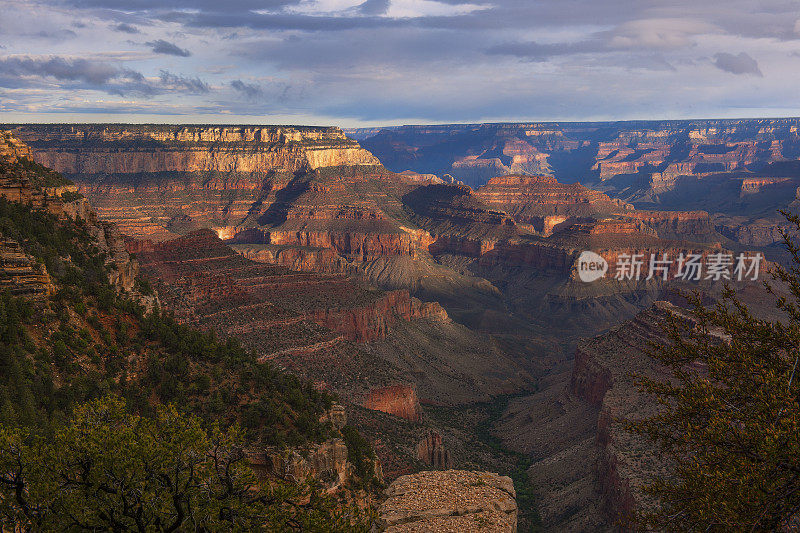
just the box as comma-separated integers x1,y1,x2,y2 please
230,79,263,99
113,23,140,34
147,39,191,57
48,0,800,41
358,0,390,16
713,52,763,76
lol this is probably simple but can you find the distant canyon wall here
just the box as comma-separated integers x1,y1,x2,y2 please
8,124,380,174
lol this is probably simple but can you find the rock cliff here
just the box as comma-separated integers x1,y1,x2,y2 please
354,119,800,252
474,175,630,223
0,131,139,292
134,229,436,345
247,435,380,495
415,431,453,469
0,238,53,298
9,124,380,174
362,384,423,422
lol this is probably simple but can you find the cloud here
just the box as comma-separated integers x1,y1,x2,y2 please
0,56,124,85
713,52,762,76
230,79,262,98
34,29,77,40
159,70,209,93
486,40,600,61
113,23,140,34
68,0,298,10
607,18,716,50
4,0,799,123
358,0,390,16
0,56,213,97
147,39,191,57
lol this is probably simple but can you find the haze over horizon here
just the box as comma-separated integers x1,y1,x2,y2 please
2,0,800,126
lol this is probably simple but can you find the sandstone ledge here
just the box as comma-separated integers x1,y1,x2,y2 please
377,470,517,532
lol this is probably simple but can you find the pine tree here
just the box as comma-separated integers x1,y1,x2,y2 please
629,211,800,531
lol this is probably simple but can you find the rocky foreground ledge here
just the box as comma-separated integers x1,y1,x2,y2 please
376,470,517,532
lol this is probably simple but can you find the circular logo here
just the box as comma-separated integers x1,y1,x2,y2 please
577,251,608,282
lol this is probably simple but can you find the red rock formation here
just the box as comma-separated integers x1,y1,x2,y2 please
136,230,445,345
569,345,613,405
475,175,631,223
625,210,715,238
362,384,422,421
309,289,445,342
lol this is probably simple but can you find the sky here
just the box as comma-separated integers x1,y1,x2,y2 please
1,0,799,127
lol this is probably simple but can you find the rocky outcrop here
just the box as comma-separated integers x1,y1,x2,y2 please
739,177,793,196
362,384,422,422
377,470,517,532
0,239,53,298
415,431,452,469
0,130,33,162
248,439,353,494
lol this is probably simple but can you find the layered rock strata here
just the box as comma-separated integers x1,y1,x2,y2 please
134,230,440,345
9,124,380,174
0,239,53,298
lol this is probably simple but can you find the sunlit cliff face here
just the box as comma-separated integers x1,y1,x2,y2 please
214,226,237,241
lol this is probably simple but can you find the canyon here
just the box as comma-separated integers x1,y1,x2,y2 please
4,122,791,530
350,119,800,249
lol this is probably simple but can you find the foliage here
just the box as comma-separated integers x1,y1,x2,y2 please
59,190,83,203
0,396,369,532
628,211,800,531
0,195,334,446
0,148,376,530
341,425,381,491
0,155,72,189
